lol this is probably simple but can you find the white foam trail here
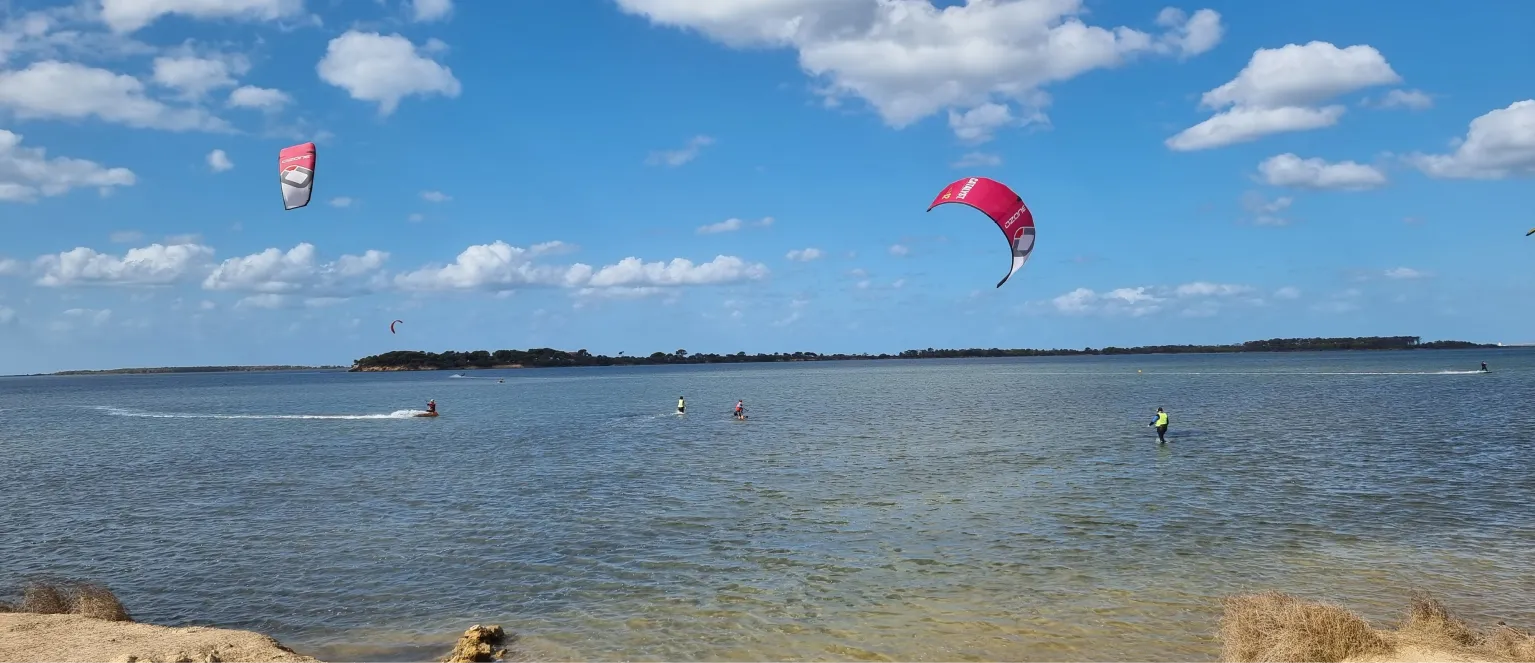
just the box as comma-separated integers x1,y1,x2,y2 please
94,406,428,420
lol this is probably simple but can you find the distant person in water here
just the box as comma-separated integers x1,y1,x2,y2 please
427,399,437,414
734,400,745,420
677,396,686,414
1150,407,1168,443
1481,362,1489,373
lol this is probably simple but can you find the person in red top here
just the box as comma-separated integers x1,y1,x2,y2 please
427,399,437,414
734,400,745,420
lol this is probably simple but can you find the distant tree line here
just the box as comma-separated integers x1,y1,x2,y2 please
348,336,1495,371
49,365,344,376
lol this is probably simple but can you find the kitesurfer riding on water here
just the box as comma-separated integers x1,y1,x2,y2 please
427,399,437,414
677,396,686,414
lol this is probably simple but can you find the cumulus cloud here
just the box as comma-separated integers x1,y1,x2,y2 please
329,196,353,208
697,216,772,234
98,0,306,33
786,247,823,262
1384,266,1429,279
1374,88,1433,110
948,103,1035,144
1407,100,1535,179
0,130,136,203
206,148,233,172
227,85,291,111
1167,41,1401,151
203,243,389,297
615,1,1223,141
646,135,714,166
1240,191,1293,226
151,54,246,99
0,60,229,131
888,244,910,257
1257,153,1387,190
394,240,767,293
317,31,461,115
420,190,450,202
411,0,453,22
1050,280,1260,316
34,242,215,287
951,151,1003,168
1275,286,1301,299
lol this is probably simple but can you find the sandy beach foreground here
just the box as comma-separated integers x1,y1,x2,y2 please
1,583,1531,662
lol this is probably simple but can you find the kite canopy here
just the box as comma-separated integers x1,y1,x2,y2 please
279,142,316,210
1526,227,1534,237
390,319,403,334
927,176,1035,288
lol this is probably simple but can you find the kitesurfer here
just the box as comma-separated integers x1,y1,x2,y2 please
1481,362,1489,373
427,399,437,414
734,400,745,420
677,396,686,414
1150,407,1169,443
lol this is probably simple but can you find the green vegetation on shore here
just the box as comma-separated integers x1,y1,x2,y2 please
46,365,344,376
350,336,1495,372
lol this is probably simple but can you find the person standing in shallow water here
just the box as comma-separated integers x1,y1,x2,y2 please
1150,407,1169,443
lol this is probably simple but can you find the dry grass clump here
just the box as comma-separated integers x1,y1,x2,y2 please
1220,591,1391,662
1220,590,1535,663
7,578,132,622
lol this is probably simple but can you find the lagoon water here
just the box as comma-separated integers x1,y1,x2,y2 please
3,349,1534,661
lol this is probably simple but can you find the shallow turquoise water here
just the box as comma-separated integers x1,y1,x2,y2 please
3,349,1533,661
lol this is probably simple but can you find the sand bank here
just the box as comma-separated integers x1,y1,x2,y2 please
0,614,317,663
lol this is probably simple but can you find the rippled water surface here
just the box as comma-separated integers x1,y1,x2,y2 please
4,349,1534,661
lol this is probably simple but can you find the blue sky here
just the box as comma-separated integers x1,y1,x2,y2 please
1,0,1532,373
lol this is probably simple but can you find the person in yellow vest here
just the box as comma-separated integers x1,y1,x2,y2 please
677,396,686,414
1150,407,1169,443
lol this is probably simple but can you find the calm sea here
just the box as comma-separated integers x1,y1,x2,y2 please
3,349,1533,661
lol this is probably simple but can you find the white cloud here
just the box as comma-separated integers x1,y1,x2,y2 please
0,258,21,276
329,196,353,208
35,242,215,287
1050,280,1259,316
0,61,229,132
98,0,305,33
786,247,823,262
530,240,578,256
1240,191,1293,226
394,241,767,293
1257,153,1386,190
62,307,112,326
1408,100,1535,179
411,0,453,22
646,135,714,166
227,85,291,111
948,103,1034,144
1384,267,1429,279
420,190,451,202
615,1,1223,141
151,55,245,99
206,148,233,172
1167,41,1401,151
951,151,1003,168
888,244,909,257
394,241,594,291
0,130,136,203
317,31,462,115
203,243,389,296
1274,286,1301,299
697,216,772,234
1375,88,1433,110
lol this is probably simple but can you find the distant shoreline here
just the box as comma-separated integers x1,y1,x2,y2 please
28,365,347,377
349,336,1502,372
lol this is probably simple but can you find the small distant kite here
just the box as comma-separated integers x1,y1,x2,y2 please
279,142,316,210
927,176,1036,288
1526,227,1534,237
390,319,403,334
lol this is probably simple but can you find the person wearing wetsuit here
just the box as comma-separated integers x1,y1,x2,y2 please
427,399,437,414
1150,407,1168,443
734,400,745,420
1481,362,1489,373
677,396,686,414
